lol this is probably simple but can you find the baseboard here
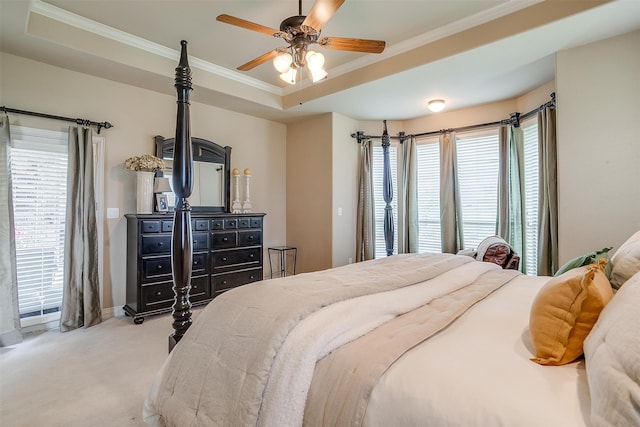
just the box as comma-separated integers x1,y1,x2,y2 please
102,305,125,319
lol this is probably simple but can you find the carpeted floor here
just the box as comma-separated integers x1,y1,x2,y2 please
0,309,203,427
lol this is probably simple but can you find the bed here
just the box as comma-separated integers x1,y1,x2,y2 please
148,41,640,427
143,246,640,427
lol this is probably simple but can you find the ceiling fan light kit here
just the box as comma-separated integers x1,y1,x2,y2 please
216,0,385,84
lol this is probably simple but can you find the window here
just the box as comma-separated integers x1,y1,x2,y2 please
10,127,68,324
456,131,499,249
522,120,539,275
9,125,104,327
416,139,441,253
372,143,398,258
370,124,539,273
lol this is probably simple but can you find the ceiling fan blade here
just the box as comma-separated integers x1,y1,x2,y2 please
302,0,345,31
318,37,386,54
216,14,279,37
237,49,281,71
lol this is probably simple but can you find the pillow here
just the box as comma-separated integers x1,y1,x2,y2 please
529,258,613,365
584,271,640,426
554,247,612,277
610,230,640,289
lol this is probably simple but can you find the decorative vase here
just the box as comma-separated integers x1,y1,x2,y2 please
136,171,155,214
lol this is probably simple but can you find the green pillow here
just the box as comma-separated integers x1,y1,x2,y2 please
554,247,613,277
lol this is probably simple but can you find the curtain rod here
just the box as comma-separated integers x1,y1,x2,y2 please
1,106,113,134
351,93,555,142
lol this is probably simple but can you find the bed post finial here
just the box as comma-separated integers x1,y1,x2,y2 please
169,40,194,353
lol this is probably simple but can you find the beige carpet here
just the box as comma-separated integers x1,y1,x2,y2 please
0,309,203,427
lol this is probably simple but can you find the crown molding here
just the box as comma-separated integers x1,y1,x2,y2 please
28,0,283,95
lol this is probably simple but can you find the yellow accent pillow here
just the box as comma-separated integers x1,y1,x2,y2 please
529,259,613,365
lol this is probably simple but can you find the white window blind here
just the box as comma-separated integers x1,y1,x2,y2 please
416,139,441,253
373,144,398,258
10,127,68,321
522,120,539,275
456,131,499,249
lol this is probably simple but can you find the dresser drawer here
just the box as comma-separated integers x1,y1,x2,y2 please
142,257,172,281
224,218,238,229
141,220,161,233
212,247,261,270
250,217,262,228
211,231,237,248
212,268,262,294
141,281,174,309
142,235,172,254
162,221,173,232
190,275,210,302
211,219,224,230
239,230,262,246
193,219,209,231
192,232,208,250
238,218,251,228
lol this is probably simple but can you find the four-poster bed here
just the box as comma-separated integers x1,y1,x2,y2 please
150,41,640,426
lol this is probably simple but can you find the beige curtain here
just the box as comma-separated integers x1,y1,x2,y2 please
356,139,375,261
398,136,418,253
537,108,559,276
60,126,101,331
0,115,22,346
497,125,526,271
440,132,464,253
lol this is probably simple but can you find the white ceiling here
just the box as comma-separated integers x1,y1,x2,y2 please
1,0,640,124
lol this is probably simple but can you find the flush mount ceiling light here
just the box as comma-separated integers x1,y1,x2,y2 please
428,99,446,112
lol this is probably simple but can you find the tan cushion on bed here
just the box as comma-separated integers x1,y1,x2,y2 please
529,259,613,365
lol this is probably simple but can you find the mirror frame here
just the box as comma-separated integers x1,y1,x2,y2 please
154,135,231,212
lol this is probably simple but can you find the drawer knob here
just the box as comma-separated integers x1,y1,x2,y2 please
157,265,163,270
250,254,254,258
222,257,227,262
249,275,254,279
156,291,162,296
193,240,197,244
222,237,228,242
248,235,254,240
157,242,163,247
193,261,198,265
222,280,227,285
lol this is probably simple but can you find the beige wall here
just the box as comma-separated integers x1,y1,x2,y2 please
331,113,360,267
556,30,640,262
286,114,333,273
0,52,287,316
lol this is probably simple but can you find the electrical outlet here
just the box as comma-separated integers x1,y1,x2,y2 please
337,207,343,216
348,257,353,264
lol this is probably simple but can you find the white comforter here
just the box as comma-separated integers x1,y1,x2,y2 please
144,254,590,426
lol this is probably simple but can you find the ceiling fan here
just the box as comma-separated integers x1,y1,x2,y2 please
216,0,386,83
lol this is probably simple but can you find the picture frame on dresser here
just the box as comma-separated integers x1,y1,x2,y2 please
155,194,168,213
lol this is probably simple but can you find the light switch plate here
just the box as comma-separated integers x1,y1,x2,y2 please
106,207,119,219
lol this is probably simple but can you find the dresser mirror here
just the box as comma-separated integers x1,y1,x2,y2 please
154,135,231,212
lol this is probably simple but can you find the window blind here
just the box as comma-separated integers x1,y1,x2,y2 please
456,132,499,249
416,139,441,253
522,121,539,275
10,128,68,320
373,144,398,258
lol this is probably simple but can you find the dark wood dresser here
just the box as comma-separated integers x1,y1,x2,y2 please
124,212,265,324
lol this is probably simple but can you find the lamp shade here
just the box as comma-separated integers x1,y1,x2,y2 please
273,52,293,73
280,67,297,84
153,177,172,193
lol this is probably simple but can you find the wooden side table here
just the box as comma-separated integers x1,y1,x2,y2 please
268,246,297,278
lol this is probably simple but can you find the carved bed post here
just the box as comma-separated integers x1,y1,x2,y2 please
169,40,194,352
381,120,395,256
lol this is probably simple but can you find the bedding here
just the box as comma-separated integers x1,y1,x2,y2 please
143,253,634,426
